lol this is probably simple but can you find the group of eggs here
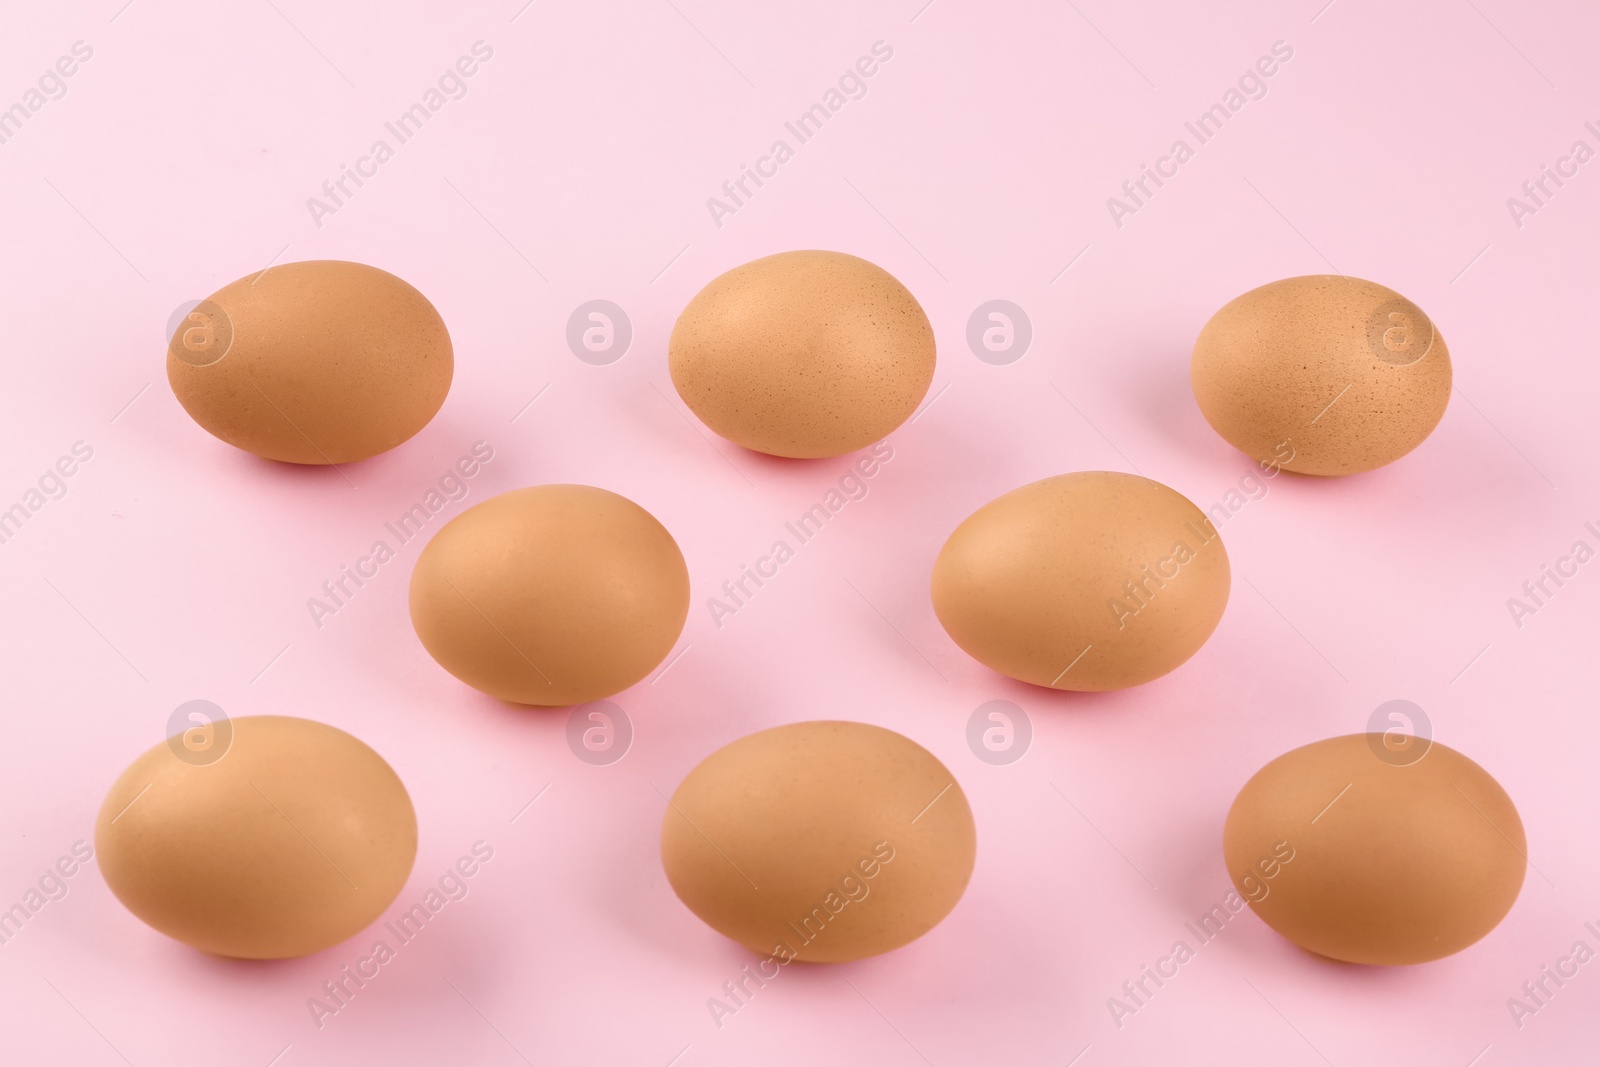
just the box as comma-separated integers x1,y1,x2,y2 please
94,252,1523,974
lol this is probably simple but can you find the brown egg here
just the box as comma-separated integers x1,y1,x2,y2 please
668,250,936,458
167,260,452,464
1223,734,1526,965
931,472,1230,691
1191,275,1451,476
409,485,689,706
661,721,975,963
95,716,416,959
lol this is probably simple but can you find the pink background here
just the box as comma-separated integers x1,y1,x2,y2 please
2,0,1597,1063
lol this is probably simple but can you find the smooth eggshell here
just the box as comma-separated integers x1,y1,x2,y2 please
409,484,690,706
931,471,1230,691
668,250,936,458
1224,733,1526,965
95,715,417,959
661,721,975,963
167,260,452,464
1191,275,1451,476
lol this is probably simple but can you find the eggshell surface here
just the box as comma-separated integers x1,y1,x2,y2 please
95,715,417,959
1190,275,1451,476
668,250,936,458
409,484,690,706
931,471,1230,691
660,721,975,963
167,260,453,464
1223,733,1526,965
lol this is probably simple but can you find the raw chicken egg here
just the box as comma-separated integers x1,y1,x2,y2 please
167,260,452,464
96,715,416,959
669,250,935,458
931,471,1230,691
661,721,975,963
1191,275,1451,476
409,485,689,706
1224,733,1526,965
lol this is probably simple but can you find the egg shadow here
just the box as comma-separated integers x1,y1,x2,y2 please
723,440,894,492
470,687,575,731
988,668,1182,723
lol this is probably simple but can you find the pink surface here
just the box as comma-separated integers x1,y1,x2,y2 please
2,1,1597,1063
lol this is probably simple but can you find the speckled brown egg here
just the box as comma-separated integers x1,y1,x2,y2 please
1224,734,1525,965
661,721,976,963
668,250,935,458
95,715,417,959
167,260,452,464
931,472,1230,691
1191,276,1451,476
409,485,690,706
